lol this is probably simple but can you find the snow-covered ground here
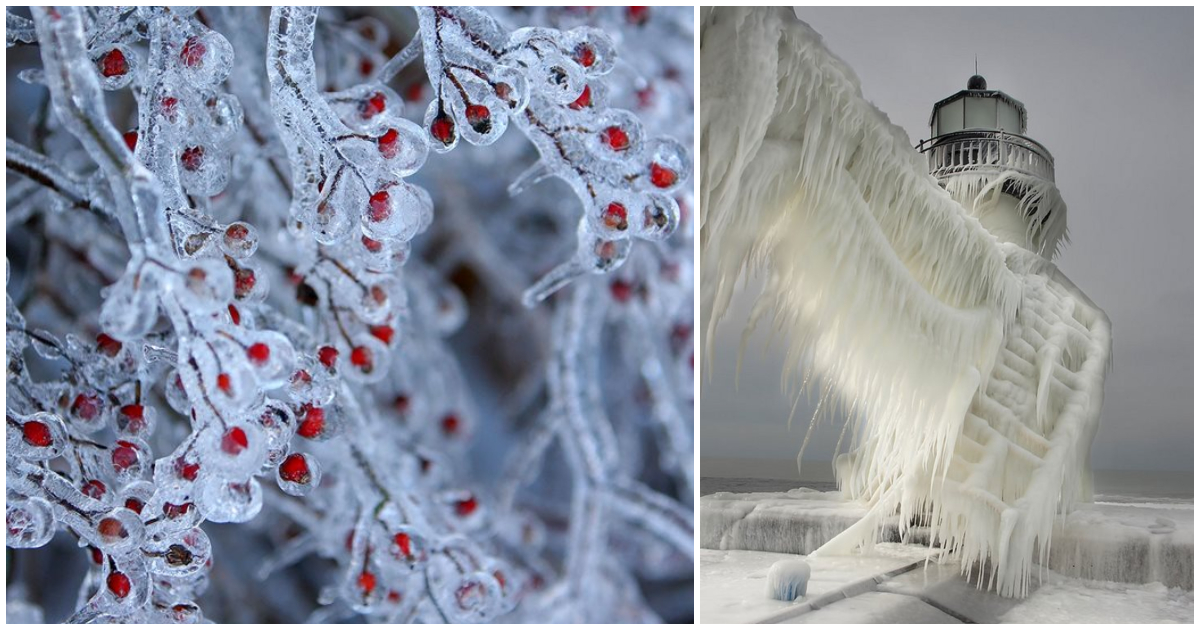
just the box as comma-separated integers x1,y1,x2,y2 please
698,546,1195,624
698,489,1194,623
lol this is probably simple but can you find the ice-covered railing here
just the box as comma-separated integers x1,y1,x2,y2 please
917,130,1055,183
7,6,692,623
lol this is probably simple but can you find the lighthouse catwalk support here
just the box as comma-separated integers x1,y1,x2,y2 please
699,7,1111,598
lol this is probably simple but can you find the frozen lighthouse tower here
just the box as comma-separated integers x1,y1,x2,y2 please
918,74,1067,258
701,7,1113,599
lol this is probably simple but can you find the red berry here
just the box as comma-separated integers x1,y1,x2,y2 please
225,223,249,241
378,128,401,159
228,304,241,325
455,496,477,517
21,421,52,448
405,82,424,101
465,104,491,134
234,268,256,298
107,571,131,599
574,43,596,68
124,498,144,514
394,532,412,558
163,502,192,519
221,427,248,455
99,48,128,77
360,92,387,119
71,393,101,421
610,279,634,303
358,571,377,596
368,190,391,223
247,342,270,365
82,479,107,499
98,517,126,539
181,146,204,171
369,325,394,345
122,131,138,152
393,395,411,415
96,333,123,357
359,58,374,77
569,84,592,110
627,6,650,25
279,453,311,484
90,546,104,565
180,36,206,67
637,86,655,109
430,114,455,146
318,346,339,369
602,202,628,230
112,441,139,471
216,373,232,395
298,406,325,439
176,457,200,481
120,404,144,422
161,96,179,118
650,162,678,188
441,414,460,436
350,346,373,369
602,126,629,151
361,235,384,253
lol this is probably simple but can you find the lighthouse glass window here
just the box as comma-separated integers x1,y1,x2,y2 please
964,96,998,130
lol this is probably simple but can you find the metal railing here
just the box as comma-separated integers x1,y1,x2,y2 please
915,131,1055,182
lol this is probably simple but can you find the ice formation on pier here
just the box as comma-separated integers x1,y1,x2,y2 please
700,7,1111,597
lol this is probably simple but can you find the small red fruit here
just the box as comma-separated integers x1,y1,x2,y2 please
180,36,206,67
98,517,126,539
161,96,179,118
441,414,460,436
111,440,139,471
362,236,384,253
368,190,391,222
369,325,394,345
216,373,232,395
181,146,204,171
82,479,107,500
297,406,325,439
221,427,248,455
627,6,650,25
124,497,145,514
234,268,256,298
430,114,455,146
318,346,339,368
602,202,628,230
393,395,411,415
465,104,491,134
394,532,412,558
176,457,200,481
455,496,478,517
378,128,401,159
228,304,241,325
569,84,592,110
602,126,629,151
650,162,678,188
574,43,596,68
122,131,138,152
360,92,387,119
610,279,634,303
278,453,311,484
107,571,131,598
96,333,123,357
21,420,52,448
358,571,377,596
99,48,128,77
247,342,270,365
71,393,101,421
350,346,373,370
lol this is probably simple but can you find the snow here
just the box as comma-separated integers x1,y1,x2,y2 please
698,543,1194,624
699,489,868,553
699,7,1112,598
767,558,811,600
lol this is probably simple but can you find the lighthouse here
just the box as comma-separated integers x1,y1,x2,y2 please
917,74,1067,258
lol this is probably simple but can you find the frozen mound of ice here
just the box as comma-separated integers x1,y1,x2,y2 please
700,7,1111,598
766,558,811,601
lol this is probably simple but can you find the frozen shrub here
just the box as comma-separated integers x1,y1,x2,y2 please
6,6,693,623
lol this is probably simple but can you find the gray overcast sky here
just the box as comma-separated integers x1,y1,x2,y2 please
701,7,1194,473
